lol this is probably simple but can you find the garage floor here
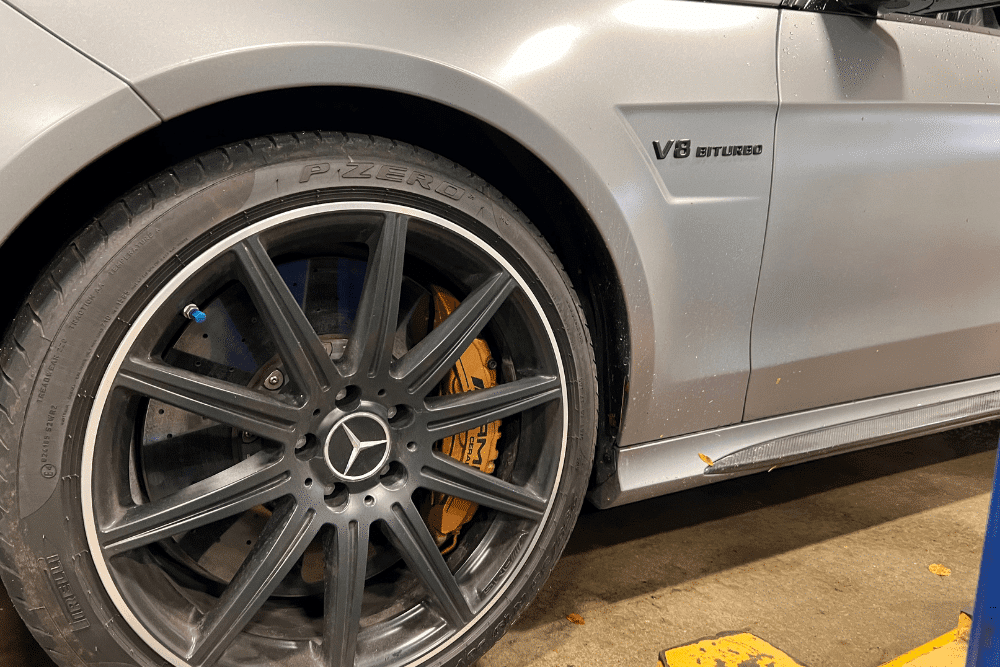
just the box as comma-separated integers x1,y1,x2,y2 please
1,423,995,667
480,423,997,667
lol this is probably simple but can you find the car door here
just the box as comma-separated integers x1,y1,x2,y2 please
745,8,1000,420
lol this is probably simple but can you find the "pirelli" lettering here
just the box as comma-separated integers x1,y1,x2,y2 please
41,554,90,631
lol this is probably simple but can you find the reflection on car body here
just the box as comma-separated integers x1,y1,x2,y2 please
0,0,999,665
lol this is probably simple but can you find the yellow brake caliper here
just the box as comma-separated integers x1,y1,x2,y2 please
423,286,501,553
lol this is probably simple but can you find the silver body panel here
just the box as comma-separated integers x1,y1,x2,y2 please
747,12,1000,419
4,0,781,445
0,3,159,239
2,1,999,507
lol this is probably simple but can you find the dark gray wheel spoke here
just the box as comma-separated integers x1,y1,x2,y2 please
340,212,408,379
384,499,474,627
419,454,547,522
394,271,515,398
424,375,561,438
189,499,318,667
100,450,291,558
232,236,341,395
323,520,370,667
118,356,300,445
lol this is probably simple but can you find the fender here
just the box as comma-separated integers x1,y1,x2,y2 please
0,3,158,245
7,0,781,445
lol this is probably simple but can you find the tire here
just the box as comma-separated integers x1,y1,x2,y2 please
0,133,597,667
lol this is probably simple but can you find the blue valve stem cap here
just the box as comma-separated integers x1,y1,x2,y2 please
183,304,207,323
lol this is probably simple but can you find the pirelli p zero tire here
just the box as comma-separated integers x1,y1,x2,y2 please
0,133,597,667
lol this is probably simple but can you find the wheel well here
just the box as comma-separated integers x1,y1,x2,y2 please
0,86,628,485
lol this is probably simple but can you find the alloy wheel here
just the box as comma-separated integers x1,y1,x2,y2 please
81,202,569,667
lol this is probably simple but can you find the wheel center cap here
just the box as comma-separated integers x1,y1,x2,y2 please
323,412,392,481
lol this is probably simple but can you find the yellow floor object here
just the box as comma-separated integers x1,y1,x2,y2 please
657,632,806,667
878,612,971,667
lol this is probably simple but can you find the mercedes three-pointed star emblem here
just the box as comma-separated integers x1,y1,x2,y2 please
324,413,392,481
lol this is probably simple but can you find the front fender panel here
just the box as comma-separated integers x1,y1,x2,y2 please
10,0,779,444
0,3,159,245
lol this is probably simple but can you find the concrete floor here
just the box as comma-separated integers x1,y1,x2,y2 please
481,423,997,667
1,423,995,667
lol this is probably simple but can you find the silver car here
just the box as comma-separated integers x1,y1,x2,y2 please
0,0,996,665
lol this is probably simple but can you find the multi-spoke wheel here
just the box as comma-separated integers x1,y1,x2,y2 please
0,134,597,667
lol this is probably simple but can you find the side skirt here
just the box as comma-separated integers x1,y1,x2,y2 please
590,374,1000,508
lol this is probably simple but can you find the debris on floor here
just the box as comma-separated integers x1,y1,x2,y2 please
928,564,952,576
566,613,585,625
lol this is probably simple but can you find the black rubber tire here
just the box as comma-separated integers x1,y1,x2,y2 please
0,132,597,667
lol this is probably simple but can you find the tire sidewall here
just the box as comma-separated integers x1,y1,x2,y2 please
11,138,596,667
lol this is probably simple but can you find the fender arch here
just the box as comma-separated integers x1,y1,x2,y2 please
1,81,634,486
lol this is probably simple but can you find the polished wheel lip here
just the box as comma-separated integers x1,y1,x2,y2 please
323,412,392,481
81,201,569,667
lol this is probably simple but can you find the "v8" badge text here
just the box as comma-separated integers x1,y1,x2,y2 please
652,140,691,159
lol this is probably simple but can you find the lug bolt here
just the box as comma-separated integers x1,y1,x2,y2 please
264,369,284,390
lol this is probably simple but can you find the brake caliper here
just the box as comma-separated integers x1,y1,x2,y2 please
423,286,501,552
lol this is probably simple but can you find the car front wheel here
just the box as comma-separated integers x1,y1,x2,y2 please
0,133,597,667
